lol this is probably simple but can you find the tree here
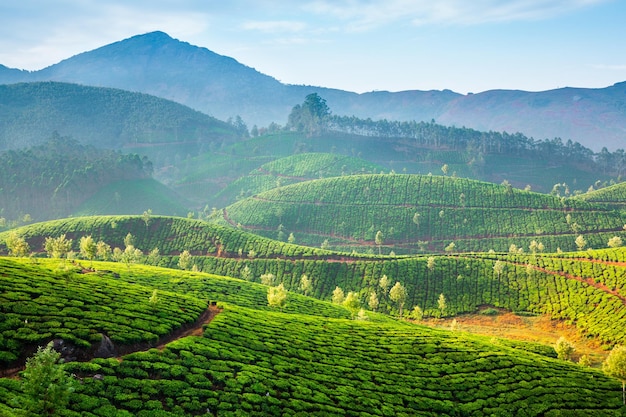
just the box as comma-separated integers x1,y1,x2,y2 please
178,250,192,270
123,233,135,249
261,273,276,286
608,236,623,248
493,260,505,278
409,305,424,321
379,275,390,294
412,213,420,227
343,292,360,318
241,265,252,281
389,282,407,318
146,248,161,266
142,209,153,227
149,289,159,311
375,230,384,255
603,345,626,404
332,286,345,304
441,164,449,175
427,256,436,271
120,245,142,269
299,274,312,296
20,341,74,416
287,233,296,244
437,293,447,318
96,241,111,261
554,336,575,361
267,284,287,309
444,242,455,253
79,235,97,266
287,93,330,136
575,235,587,251
44,235,73,260
368,291,379,311
5,231,29,257
320,239,330,250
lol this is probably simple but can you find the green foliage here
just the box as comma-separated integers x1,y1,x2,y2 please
267,284,287,309
554,337,575,361
5,232,29,257
603,345,626,404
20,341,75,416
219,173,626,253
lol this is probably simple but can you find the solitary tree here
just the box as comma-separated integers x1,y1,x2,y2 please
79,235,97,266
44,235,73,260
332,286,345,304
21,342,75,416
554,336,575,361
149,289,159,311
343,292,361,318
379,275,390,294
178,250,192,270
608,236,623,248
5,231,29,257
437,293,447,318
267,284,287,309
96,241,111,261
240,265,252,281
142,209,153,227
389,282,407,318
575,235,587,251
412,212,420,227
146,248,162,266
261,273,277,286
299,274,313,296
603,345,626,404
409,305,424,321
427,256,436,271
368,291,379,311
493,260,505,278
375,231,384,255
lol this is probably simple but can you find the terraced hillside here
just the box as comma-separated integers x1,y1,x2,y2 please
4,216,626,347
217,174,626,253
0,256,624,415
212,153,385,207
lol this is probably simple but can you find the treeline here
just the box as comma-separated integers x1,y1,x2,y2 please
0,135,152,226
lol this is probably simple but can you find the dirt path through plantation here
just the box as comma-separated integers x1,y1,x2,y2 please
0,305,222,378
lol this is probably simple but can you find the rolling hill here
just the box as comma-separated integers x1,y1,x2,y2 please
1,249,626,415
1,31,624,150
4,215,626,348
215,173,626,253
0,81,239,152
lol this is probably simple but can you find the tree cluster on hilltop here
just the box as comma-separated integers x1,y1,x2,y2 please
283,94,626,178
0,134,152,227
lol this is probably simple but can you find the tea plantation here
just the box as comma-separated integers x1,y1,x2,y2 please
217,174,626,253
1,261,624,415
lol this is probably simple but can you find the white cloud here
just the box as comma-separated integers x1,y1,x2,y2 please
303,0,611,29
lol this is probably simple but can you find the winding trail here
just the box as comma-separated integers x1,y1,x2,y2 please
0,305,222,378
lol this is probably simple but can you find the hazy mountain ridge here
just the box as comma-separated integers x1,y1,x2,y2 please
1,31,624,150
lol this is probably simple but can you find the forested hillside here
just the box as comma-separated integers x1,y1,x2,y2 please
0,136,158,227
0,82,240,153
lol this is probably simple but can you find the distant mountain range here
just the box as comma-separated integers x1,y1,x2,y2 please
1,31,625,150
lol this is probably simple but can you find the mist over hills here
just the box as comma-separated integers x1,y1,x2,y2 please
1,31,624,150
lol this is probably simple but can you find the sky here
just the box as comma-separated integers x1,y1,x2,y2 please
0,0,625,94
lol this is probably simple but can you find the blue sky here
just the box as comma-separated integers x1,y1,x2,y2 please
1,0,625,94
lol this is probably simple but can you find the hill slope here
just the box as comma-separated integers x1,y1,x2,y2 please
1,31,624,150
0,81,239,152
217,174,626,253
0,256,624,415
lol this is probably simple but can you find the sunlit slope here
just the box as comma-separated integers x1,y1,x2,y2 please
213,152,385,206
72,179,190,217
576,181,626,208
4,216,626,346
219,174,626,253
7,305,622,415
